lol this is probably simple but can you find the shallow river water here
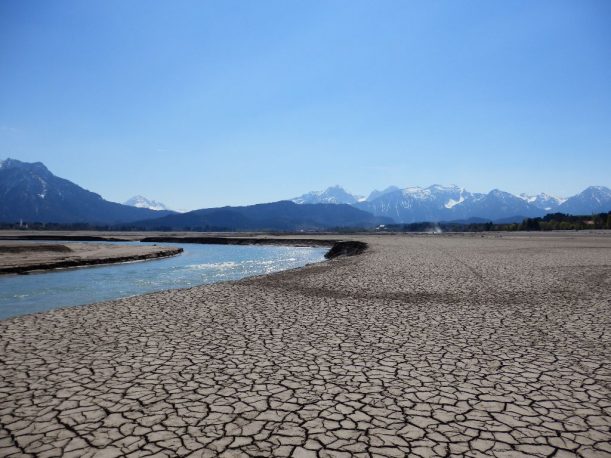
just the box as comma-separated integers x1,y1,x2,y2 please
0,242,328,320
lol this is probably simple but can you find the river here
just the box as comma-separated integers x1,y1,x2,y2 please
0,242,328,320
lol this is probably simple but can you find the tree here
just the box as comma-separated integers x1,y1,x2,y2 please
521,218,541,231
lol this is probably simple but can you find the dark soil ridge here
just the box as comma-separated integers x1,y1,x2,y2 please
0,247,183,275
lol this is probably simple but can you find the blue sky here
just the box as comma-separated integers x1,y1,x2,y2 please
1,0,610,210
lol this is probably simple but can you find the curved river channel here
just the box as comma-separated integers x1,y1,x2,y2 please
0,242,328,320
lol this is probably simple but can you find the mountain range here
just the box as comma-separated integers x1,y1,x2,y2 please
1,159,610,229
0,159,388,230
0,159,175,224
292,184,611,223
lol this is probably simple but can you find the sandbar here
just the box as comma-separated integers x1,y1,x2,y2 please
0,241,183,274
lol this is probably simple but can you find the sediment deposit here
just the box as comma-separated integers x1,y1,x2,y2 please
0,242,182,274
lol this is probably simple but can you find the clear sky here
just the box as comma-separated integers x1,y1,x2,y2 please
1,0,610,210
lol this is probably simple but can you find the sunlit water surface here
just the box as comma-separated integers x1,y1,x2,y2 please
0,242,327,320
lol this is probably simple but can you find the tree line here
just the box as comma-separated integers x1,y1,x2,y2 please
381,212,611,233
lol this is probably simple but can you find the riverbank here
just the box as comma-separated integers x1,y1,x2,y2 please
0,232,609,456
0,241,183,274
0,231,368,260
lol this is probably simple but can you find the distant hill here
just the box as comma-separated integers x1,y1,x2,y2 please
0,159,175,224
134,200,392,231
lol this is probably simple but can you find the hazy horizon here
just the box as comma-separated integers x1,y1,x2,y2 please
2,0,610,210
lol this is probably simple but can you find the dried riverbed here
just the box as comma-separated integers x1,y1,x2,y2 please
0,232,609,457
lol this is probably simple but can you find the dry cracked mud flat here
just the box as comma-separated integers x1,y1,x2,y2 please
0,233,610,457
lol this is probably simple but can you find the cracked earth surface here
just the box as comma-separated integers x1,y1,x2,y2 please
0,233,609,457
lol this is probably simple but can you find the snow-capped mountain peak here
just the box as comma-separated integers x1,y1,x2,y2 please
489,188,510,197
558,186,611,214
518,193,567,211
444,188,467,209
401,184,463,200
355,184,475,222
583,185,611,200
402,186,425,195
292,186,363,205
366,186,400,202
124,195,170,211
429,184,461,192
